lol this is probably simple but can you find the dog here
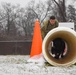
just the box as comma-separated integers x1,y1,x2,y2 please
51,38,65,59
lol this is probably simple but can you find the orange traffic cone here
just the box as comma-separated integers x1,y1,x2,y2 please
30,20,42,57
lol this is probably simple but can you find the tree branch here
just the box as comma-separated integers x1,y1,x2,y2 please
53,0,67,21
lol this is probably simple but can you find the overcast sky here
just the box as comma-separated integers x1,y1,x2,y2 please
0,0,46,7
0,0,33,7
0,0,76,8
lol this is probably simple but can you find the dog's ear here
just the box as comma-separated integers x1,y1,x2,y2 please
51,47,55,54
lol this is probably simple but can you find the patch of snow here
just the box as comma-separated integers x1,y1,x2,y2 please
0,55,75,75
27,54,46,66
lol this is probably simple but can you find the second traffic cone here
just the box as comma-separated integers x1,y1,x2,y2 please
30,20,42,57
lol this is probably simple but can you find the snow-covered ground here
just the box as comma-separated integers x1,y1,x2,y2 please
0,55,76,75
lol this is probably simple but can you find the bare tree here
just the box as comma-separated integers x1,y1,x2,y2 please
52,0,67,22
1,3,17,35
15,6,36,37
67,5,76,30
67,5,76,21
26,0,53,24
